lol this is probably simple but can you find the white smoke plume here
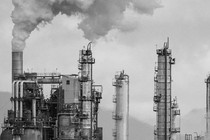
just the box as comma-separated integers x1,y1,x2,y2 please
11,0,161,52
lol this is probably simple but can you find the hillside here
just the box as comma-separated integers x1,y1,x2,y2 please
0,92,11,132
99,108,153,140
181,108,205,135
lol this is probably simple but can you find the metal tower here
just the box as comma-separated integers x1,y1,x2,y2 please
112,71,129,140
153,38,180,140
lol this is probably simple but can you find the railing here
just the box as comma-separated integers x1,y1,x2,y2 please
153,94,161,103
173,109,180,116
112,129,117,137
112,112,122,120
154,125,157,135
171,102,178,109
153,105,157,112
171,127,180,133
113,95,117,103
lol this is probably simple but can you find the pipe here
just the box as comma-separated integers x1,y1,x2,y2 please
20,81,23,120
12,81,17,111
12,52,23,81
164,48,167,140
32,99,36,125
15,81,21,119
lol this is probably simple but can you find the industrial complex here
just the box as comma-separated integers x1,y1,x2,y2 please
0,43,104,140
0,38,210,140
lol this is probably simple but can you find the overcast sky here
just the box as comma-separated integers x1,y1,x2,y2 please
0,0,210,128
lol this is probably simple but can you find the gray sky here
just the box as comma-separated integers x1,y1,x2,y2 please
0,0,210,127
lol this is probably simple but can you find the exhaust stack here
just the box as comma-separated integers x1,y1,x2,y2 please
12,52,23,81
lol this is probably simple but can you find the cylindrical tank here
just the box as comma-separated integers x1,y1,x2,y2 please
113,71,129,140
12,52,23,81
21,129,42,140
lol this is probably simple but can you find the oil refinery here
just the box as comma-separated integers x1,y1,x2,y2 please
0,43,103,140
1,38,210,140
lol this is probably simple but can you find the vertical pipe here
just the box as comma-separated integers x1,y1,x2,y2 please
91,54,93,139
32,99,36,125
20,81,24,120
12,81,17,111
12,52,23,81
15,81,20,119
164,48,167,140
206,77,210,139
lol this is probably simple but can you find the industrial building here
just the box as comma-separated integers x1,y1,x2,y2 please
0,43,103,140
153,38,180,140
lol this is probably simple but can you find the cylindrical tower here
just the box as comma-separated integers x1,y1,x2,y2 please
12,51,23,81
205,76,210,139
153,38,176,140
112,71,129,140
78,44,95,140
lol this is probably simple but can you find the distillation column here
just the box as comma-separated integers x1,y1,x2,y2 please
205,76,210,140
153,38,176,140
79,45,95,140
112,71,129,140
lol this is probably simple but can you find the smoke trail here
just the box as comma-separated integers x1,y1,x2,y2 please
11,0,160,51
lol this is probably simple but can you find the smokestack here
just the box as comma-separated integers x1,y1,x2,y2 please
12,51,23,81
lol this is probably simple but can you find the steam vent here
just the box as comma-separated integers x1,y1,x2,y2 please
0,43,103,140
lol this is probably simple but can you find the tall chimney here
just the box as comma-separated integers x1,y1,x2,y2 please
12,52,23,81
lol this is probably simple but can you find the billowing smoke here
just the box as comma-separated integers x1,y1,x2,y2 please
11,0,160,52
